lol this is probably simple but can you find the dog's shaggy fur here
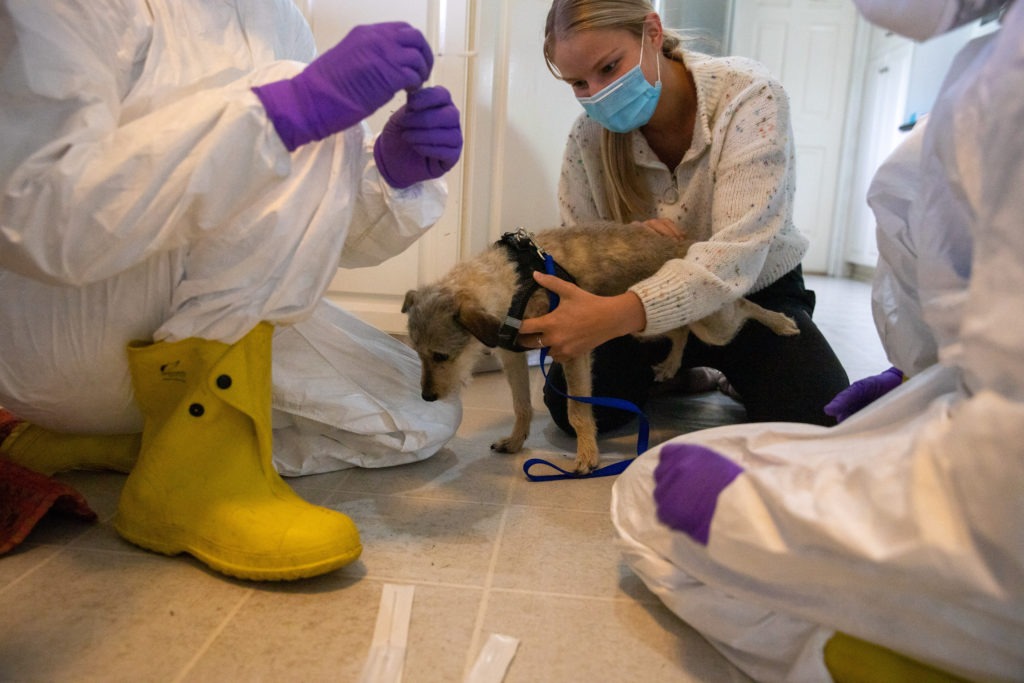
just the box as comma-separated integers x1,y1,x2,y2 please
402,222,799,474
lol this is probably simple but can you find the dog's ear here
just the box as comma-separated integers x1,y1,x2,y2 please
401,290,417,313
455,301,502,348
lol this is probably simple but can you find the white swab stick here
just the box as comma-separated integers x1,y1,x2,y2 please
358,584,415,683
464,633,520,683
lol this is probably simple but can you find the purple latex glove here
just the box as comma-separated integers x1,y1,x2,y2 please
252,22,433,151
373,86,463,189
824,366,904,423
654,443,743,546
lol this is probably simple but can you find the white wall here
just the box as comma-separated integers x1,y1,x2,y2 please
905,19,996,123
657,0,731,55
462,0,582,256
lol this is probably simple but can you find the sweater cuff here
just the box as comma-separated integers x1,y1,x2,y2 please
630,271,696,336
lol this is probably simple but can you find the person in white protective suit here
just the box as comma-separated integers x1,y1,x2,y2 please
0,1,464,581
611,0,1024,681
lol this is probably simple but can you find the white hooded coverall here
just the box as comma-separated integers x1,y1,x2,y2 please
612,3,1024,681
0,0,460,475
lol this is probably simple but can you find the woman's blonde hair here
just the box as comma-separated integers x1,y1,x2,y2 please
544,0,684,222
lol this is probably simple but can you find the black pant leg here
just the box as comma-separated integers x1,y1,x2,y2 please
687,266,850,426
710,307,849,425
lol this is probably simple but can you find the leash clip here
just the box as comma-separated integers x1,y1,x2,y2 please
504,227,552,264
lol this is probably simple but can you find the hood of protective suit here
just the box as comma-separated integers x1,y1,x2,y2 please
854,0,1007,40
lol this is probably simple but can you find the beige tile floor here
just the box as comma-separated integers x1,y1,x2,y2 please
0,275,886,682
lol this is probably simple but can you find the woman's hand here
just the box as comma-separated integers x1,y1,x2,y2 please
516,272,647,362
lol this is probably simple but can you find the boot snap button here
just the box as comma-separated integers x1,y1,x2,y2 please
188,403,205,417
216,374,232,389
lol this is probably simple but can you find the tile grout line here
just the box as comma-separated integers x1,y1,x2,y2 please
339,572,487,592
171,587,255,683
484,584,662,605
330,489,511,507
0,544,68,597
459,472,517,681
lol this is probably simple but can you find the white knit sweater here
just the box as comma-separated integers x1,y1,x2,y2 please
557,52,810,336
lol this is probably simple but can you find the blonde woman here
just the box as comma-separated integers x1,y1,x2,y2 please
518,0,849,431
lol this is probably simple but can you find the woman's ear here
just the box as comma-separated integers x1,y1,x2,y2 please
644,11,664,50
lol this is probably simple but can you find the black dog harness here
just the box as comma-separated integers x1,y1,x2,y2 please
495,228,577,352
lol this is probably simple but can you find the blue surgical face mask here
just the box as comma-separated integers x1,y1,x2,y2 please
577,36,662,134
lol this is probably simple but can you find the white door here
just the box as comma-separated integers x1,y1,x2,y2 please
461,0,584,257
844,35,913,267
730,0,859,274
299,1,472,334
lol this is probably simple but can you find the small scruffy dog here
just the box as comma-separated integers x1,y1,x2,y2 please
402,222,799,474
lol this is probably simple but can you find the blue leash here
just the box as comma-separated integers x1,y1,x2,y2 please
522,255,650,482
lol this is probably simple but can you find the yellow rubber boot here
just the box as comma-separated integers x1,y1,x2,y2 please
0,413,140,476
114,323,361,581
824,632,968,682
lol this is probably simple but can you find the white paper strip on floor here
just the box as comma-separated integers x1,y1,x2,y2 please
358,584,415,683
464,633,520,683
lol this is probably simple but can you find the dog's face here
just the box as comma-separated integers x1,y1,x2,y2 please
403,286,498,401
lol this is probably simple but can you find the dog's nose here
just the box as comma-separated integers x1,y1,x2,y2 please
422,390,438,402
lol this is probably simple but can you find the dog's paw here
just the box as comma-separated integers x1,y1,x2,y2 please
570,435,601,475
572,458,597,475
490,437,524,454
771,312,800,336
572,449,599,475
652,357,682,382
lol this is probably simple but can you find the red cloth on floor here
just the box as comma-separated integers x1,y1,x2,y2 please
0,458,97,554
0,407,20,443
